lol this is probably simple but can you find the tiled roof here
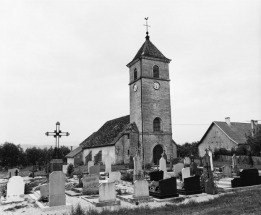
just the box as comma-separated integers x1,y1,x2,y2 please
65,145,83,158
214,121,254,144
127,37,171,67
82,115,137,149
199,121,259,146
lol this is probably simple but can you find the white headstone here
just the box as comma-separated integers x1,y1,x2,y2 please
184,157,191,165
133,180,149,198
40,184,49,198
99,182,116,202
62,165,68,174
105,156,112,173
173,163,184,177
6,176,25,201
159,157,170,179
208,150,214,171
88,161,94,173
223,165,232,177
134,155,143,179
182,167,190,181
108,172,121,183
49,171,66,207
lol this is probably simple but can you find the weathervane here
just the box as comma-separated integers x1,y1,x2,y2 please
45,122,69,158
144,17,150,39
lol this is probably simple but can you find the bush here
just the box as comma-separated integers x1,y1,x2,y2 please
67,163,74,177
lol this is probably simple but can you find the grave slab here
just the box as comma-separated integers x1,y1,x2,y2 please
49,171,66,207
108,172,121,183
6,176,25,202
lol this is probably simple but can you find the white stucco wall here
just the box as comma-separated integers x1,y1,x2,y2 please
67,158,74,165
83,145,116,165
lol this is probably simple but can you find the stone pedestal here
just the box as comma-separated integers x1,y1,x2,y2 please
50,159,63,172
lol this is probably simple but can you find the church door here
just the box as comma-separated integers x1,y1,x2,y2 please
153,145,163,165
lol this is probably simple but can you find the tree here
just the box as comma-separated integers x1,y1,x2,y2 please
177,141,199,158
0,142,22,167
246,126,261,156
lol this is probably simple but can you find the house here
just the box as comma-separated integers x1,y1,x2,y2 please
198,117,258,157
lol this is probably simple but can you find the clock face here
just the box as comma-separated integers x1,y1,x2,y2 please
133,84,138,92
153,82,160,90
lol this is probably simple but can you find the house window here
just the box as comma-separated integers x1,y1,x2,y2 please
153,65,159,78
127,134,130,139
134,69,137,80
128,150,130,156
153,117,162,132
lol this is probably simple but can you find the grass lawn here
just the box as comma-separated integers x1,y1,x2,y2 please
70,188,261,215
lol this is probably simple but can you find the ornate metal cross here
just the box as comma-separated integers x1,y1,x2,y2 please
45,122,69,158
144,17,151,35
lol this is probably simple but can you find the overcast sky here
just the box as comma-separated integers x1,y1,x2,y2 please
0,0,260,147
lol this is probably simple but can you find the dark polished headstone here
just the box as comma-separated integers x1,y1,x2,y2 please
149,171,164,182
149,177,179,199
231,177,242,188
50,159,63,172
177,175,202,195
240,169,259,187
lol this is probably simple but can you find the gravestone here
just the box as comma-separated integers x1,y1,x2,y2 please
105,156,112,173
99,182,116,202
40,184,49,198
62,165,68,174
49,171,66,207
182,167,190,180
50,159,63,172
208,150,214,171
88,161,94,173
232,154,239,174
240,169,259,186
108,171,121,183
223,165,232,177
205,179,215,195
134,154,143,180
89,165,100,178
82,174,99,195
190,162,198,176
184,157,191,165
159,157,170,179
133,180,149,198
149,177,179,199
8,168,19,178
177,175,202,195
149,171,164,182
6,176,25,201
173,163,184,177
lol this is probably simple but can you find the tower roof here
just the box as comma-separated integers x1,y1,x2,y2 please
127,36,171,67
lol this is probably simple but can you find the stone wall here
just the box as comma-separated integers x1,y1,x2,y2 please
198,125,238,157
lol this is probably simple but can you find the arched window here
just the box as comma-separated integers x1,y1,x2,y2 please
134,69,137,80
153,65,159,78
153,117,162,132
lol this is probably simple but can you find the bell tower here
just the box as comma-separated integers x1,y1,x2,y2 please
127,26,176,164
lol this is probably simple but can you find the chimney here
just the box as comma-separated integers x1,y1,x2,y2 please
251,120,258,136
70,146,73,151
225,117,231,126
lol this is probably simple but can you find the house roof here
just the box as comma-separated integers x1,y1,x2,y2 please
199,121,257,146
127,36,171,67
65,145,83,158
82,115,138,149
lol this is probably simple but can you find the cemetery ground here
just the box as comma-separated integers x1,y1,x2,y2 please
1,159,261,215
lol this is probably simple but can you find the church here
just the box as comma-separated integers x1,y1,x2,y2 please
66,30,177,166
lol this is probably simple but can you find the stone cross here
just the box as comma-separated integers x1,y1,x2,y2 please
45,122,69,158
15,169,19,176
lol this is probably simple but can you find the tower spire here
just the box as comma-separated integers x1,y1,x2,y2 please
144,17,150,40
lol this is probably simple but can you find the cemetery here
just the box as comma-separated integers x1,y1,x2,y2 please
1,148,261,215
